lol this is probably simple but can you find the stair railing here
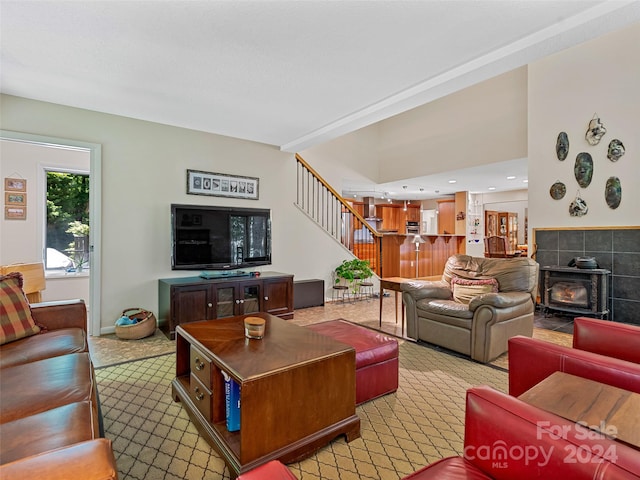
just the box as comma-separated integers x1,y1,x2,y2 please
295,153,382,276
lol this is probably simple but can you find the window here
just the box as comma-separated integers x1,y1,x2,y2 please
45,170,90,272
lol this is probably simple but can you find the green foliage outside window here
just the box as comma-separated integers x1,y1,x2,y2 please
46,171,90,269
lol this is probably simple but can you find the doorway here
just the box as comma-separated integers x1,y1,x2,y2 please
0,130,102,336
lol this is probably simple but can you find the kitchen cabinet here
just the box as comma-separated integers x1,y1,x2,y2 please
405,205,421,223
437,199,455,235
158,272,294,339
376,204,401,232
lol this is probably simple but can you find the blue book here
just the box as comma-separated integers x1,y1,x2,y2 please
222,371,241,432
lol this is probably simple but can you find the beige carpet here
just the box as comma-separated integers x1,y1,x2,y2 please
96,339,507,480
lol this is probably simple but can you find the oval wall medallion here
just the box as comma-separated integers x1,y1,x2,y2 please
556,132,569,161
574,152,593,188
605,176,622,209
549,181,566,200
607,139,625,162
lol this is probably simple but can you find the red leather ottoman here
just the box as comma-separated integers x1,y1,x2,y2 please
237,460,297,479
306,320,399,405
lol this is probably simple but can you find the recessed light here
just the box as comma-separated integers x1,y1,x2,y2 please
506,175,516,180
448,180,457,184
488,186,496,191
523,179,528,183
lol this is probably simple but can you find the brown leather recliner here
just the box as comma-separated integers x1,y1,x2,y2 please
401,254,539,363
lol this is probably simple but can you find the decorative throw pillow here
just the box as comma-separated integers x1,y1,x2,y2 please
451,276,499,305
0,272,41,345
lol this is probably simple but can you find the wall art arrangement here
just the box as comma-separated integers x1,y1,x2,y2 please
4,177,27,220
550,113,625,215
186,169,259,200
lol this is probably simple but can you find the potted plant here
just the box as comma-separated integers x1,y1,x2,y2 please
334,258,374,294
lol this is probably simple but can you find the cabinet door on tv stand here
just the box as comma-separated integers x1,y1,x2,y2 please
211,282,240,318
173,284,214,325
263,277,293,318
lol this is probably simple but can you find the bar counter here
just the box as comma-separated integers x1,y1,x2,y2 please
380,233,466,278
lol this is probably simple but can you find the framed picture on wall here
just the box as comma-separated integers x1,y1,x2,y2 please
186,169,259,200
5,192,26,206
5,206,26,220
4,178,27,192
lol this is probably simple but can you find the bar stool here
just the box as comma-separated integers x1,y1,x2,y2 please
357,279,374,301
331,271,349,303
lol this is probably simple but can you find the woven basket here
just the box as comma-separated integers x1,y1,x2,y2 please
115,308,157,340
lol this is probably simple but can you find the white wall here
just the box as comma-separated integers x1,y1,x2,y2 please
528,22,640,233
0,94,360,333
376,67,528,182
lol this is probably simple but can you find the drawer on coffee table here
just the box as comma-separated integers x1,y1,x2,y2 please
190,345,212,385
189,373,212,421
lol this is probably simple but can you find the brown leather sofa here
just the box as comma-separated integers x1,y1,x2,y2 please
0,299,118,479
402,254,538,363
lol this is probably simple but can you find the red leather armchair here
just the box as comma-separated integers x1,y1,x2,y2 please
508,318,640,397
403,386,640,479
573,316,640,364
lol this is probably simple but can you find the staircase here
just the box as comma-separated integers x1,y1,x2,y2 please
295,154,382,276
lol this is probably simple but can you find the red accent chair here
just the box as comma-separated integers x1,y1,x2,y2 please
402,386,640,479
573,316,640,364
508,318,640,397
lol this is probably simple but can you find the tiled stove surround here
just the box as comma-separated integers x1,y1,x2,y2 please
533,228,640,325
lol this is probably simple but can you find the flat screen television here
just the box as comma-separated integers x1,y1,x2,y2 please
171,204,271,271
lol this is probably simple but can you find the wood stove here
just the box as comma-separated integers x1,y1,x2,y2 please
540,265,611,318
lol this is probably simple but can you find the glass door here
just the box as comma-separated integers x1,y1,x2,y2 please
215,283,237,318
242,284,261,314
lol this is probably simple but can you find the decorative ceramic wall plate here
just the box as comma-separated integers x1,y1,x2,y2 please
585,115,606,146
607,139,625,162
605,176,622,209
574,152,593,188
550,181,566,200
556,132,569,161
569,192,588,217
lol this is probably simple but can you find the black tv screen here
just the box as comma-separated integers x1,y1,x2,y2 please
171,204,271,271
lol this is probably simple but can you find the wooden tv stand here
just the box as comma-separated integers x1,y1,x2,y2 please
158,271,293,339
171,313,360,477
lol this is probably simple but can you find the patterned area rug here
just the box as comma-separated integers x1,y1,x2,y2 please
96,340,507,480
488,328,573,370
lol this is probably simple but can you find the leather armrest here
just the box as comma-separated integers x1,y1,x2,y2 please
0,439,118,480
30,300,87,332
508,336,640,397
400,281,451,301
468,291,530,311
464,386,640,478
573,316,640,364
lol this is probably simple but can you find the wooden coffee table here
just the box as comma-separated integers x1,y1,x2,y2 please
171,313,360,477
519,371,640,449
